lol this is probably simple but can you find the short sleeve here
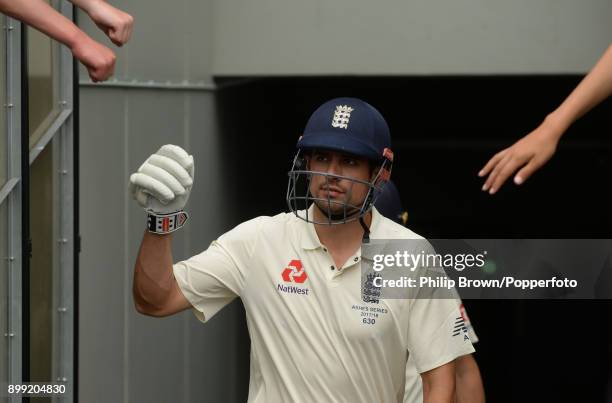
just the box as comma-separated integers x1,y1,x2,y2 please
173,217,264,323
456,298,479,344
405,297,475,374
404,242,475,373
448,286,479,344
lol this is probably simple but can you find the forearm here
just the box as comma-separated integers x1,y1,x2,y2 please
133,231,176,312
66,0,102,13
422,361,455,403
0,0,85,49
547,44,612,137
424,388,453,403
455,355,485,403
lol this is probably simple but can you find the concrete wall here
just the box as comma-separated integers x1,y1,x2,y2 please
211,0,612,75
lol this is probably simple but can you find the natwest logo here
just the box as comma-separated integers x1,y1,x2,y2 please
281,259,308,283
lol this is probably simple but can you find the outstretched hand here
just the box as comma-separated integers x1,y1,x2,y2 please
480,46,612,194
478,118,562,194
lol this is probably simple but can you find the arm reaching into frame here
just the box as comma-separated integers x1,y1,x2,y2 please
0,0,116,82
479,44,612,194
68,0,133,46
0,0,134,82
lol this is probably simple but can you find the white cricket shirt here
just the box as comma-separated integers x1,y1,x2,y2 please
173,207,474,403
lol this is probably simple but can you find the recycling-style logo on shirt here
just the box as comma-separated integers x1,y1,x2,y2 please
281,259,308,283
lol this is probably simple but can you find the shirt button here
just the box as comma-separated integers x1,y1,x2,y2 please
330,265,335,271
354,257,359,262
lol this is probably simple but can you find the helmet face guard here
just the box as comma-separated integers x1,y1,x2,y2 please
286,148,393,225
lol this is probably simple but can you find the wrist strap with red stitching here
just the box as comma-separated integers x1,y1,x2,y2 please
146,210,189,234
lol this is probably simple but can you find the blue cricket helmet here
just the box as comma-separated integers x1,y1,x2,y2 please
296,97,392,162
287,97,394,225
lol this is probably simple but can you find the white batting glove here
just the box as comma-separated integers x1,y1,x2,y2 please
129,145,194,234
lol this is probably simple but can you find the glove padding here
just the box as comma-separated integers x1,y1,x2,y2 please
129,144,194,214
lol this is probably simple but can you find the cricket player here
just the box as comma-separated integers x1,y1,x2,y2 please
374,181,485,403
130,97,474,403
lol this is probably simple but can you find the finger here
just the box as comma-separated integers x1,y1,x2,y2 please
514,158,542,185
118,26,128,45
139,162,186,195
89,70,99,83
120,16,133,44
125,17,134,42
147,154,193,188
157,145,193,171
97,69,112,81
130,172,174,203
108,55,116,75
186,155,195,179
84,64,97,81
478,150,506,177
483,154,511,192
490,157,525,194
95,62,114,81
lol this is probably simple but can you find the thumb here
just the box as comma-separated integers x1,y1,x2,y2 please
187,155,195,180
135,189,148,207
129,179,149,207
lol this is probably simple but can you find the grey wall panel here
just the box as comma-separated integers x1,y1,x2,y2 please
211,0,612,75
123,0,190,82
80,86,242,402
79,88,127,403
127,312,187,403
180,1,214,82
186,93,224,241
78,0,611,79
125,90,188,402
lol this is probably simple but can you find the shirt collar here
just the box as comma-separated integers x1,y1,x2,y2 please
298,205,383,251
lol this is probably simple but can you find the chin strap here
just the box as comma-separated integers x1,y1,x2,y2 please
359,216,370,244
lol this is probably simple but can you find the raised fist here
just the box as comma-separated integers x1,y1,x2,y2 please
129,145,195,215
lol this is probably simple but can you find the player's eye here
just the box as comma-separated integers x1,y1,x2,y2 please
343,157,358,166
314,153,329,162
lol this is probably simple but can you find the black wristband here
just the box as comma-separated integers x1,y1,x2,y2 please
146,210,189,234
